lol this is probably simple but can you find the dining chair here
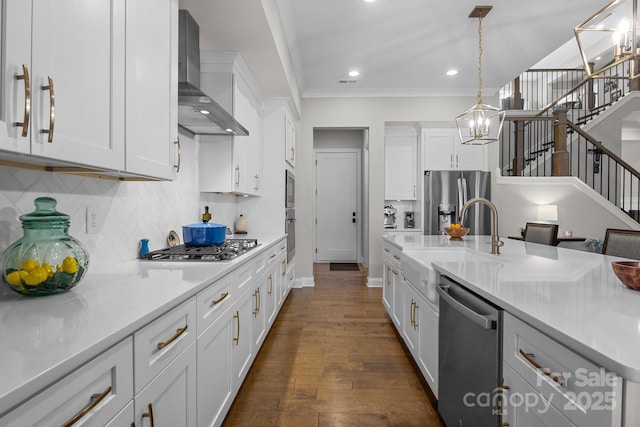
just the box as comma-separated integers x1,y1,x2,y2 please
524,222,559,246
602,228,640,259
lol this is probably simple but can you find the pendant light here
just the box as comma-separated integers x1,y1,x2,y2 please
455,6,505,145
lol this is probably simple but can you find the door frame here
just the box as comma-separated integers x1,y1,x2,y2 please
313,148,362,263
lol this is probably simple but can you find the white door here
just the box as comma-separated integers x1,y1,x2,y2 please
316,151,359,261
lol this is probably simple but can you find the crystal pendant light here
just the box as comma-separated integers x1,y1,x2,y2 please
456,6,505,145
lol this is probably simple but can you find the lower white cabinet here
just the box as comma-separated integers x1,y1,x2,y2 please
252,278,267,350
416,297,438,398
502,312,622,427
402,283,420,355
232,287,255,390
106,400,134,426
134,341,197,427
197,306,234,427
0,337,133,427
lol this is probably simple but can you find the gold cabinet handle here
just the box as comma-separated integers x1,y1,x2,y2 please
393,255,400,261
157,325,188,350
456,154,459,168
62,386,112,427
268,275,273,296
270,253,277,259
280,246,286,250
409,300,415,327
282,259,286,276
518,349,566,387
290,146,295,160
252,288,261,316
174,137,181,172
384,248,390,253
235,165,240,187
212,292,229,305
14,64,30,137
142,403,155,427
413,185,416,198
41,76,55,142
450,154,453,168
254,174,260,191
391,269,398,275
257,288,261,313
233,310,240,345
386,267,391,285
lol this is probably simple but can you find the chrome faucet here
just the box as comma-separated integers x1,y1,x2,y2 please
459,197,504,255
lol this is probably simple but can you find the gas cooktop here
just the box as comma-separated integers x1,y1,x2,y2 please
145,238,259,261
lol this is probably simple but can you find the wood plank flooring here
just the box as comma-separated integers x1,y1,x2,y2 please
222,263,445,427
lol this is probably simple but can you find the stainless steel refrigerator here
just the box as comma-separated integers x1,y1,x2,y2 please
424,170,491,235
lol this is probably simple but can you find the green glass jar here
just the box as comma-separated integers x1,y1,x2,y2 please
1,197,89,296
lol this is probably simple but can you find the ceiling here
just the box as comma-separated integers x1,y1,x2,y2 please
179,0,610,102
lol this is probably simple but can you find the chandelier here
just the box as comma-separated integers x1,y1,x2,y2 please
455,6,505,145
575,0,640,79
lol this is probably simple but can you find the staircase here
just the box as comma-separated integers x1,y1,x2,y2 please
500,58,640,224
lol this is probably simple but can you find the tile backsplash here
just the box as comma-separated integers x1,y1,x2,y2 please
0,134,238,269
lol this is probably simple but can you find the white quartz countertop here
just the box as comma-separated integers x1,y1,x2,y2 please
383,232,640,383
0,233,285,416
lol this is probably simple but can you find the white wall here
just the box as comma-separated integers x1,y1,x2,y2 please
0,132,239,269
298,95,480,282
492,175,640,242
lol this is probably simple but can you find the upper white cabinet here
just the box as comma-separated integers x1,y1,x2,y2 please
0,0,125,169
199,52,263,196
385,128,418,200
124,0,179,180
422,127,488,171
285,112,296,167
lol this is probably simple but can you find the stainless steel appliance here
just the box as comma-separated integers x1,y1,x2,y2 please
404,211,415,229
285,208,295,263
384,204,397,229
424,170,491,235
437,275,502,427
285,170,295,262
177,10,248,136
145,238,259,261
285,170,295,209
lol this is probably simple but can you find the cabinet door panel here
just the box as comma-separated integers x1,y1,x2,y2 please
125,0,177,179
30,0,125,169
135,343,196,427
232,289,254,390
197,311,234,427
423,129,456,171
385,135,417,200
417,297,439,398
0,0,32,153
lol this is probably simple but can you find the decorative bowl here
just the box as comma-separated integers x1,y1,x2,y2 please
612,261,640,290
444,227,470,240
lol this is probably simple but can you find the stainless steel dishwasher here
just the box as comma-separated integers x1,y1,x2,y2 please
437,275,502,427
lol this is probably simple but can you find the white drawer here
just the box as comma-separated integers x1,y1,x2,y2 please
383,241,402,266
196,272,235,335
134,297,197,394
236,259,255,293
503,312,622,427
1,338,133,427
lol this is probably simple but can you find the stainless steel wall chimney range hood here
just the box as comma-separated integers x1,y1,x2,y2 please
178,10,248,136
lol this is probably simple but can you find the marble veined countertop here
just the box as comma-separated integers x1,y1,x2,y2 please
0,233,286,416
383,232,640,383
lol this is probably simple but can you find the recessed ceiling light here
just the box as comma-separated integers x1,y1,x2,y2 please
446,69,458,76
363,0,376,2
349,70,360,77
595,56,602,61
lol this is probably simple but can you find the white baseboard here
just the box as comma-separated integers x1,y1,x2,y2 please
295,276,315,288
367,277,383,288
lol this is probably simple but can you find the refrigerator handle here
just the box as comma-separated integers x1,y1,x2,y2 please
457,177,468,217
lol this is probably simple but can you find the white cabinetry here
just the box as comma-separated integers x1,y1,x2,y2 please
422,128,487,171
0,338,133,427
382,241,402,329
385,132,418,200
502,312,622,427
285,112,296,167
0,0,125,169
124,0,179,179
199,52,263,196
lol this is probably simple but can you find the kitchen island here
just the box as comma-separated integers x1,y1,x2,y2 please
0,233,288,426
383,232,640,426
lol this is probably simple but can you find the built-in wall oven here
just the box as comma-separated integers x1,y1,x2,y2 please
285,170,295,263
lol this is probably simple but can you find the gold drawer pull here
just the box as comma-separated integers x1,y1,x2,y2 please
270,253,277,259
14,64,30,137
233,310,240,345
280,246,285,250
268,275,273,296
142,402,155,427
518,349,566,387
393,255,400,260
174,137,181,172
62,386,112,427
157,325,188,350
212,292,229,305
41,76,55,142
384,248,390,252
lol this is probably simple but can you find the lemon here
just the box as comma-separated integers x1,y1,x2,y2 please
22,258,39,272
24,267,48,286
6,271,22,287
61,257,78,274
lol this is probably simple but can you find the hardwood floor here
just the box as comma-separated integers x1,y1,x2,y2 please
222,263,445,427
